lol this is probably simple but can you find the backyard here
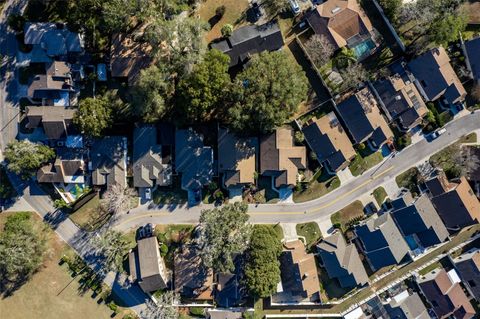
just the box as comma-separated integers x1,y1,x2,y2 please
0,212,126,319
293,169,340,203
330,201,365,231
349,151,384,177
296,222,322,249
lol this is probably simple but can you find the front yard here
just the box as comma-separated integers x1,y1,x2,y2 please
293,169,340,203
372,187,388,206
296,222,322,249
395,167,420,195
68,193,106,231
349,151,384,177
330,201,365,231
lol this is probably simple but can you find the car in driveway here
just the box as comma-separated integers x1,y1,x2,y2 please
289,0,301,15
431,128,447,140
144,188,152,200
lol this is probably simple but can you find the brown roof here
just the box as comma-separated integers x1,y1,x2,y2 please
260,128,306,188
307,0,374,49
26,106,76,140
217,128,257,187
174,245,213,300
418,269,475,319
280,240,320,299
37,152,84,184
110,33,153,84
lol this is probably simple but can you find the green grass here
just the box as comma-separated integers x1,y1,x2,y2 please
296,222,322,249
349,152,384,176
330,201,365,231
395,167,420,195
69,194,105,231
254,224,284,241
153,178,188,205
372,187,388,206
460,133,477,144
418,262,441,276
293,169,340,203
429,143,462,178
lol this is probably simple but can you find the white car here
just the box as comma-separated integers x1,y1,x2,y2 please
144,188,152,200
431,128,447,139
289,0,301,15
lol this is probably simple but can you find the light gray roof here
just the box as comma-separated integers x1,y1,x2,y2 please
90,136,127,188
133,127,171,188
24,22,83,56
385,292,430,319
369,213,410,262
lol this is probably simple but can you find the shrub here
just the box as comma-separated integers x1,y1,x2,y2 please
108,301,118,313
221,24,233,37
358,142,366,150
7,14,25,32
160,243,168,257
215,5,226,17
190,307,205,317
294,131,305,144
309,151,317,161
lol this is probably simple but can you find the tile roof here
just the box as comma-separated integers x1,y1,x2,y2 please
302,112,356,172
217,128,257,187
90,136,127,189
211,22,284,67
407,47,466,104
26,106,76,140
259,128,306,188
317,232,369,288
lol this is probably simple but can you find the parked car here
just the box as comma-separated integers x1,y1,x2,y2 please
144,223,155,237
144,188,152,200
431,128,447,139
289,0,301,15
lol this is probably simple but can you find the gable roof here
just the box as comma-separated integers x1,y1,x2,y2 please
391,194,449,248
302,112,355,172
211,22,284,67
355,213,410,271
336,87,393,146
465,37,480,82
407,47,466,104
418,268,475,319
37,149,84,184
317,232,369,288
279,240,320,300
306,0,374,49
217,128,257,187
133,126,172,188
452,248,480,301
175,128,214,191
26,106,76,140
385,292,430,319
90,136,127,188
24,22,83,56
259,128,306,188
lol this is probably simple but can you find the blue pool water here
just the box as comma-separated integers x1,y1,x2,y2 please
405,235,419,250
352,39,376,59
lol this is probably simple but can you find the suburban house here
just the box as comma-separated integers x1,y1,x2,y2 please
211,21,284,68
26,106,76,140
302,112,356,173
133,126,173,192
89,136,128,189
174,244,213,301
390,194,449,251
317,231,369,289
417,268,475,319
451,248,480,301
463,36,480,83
110,32,153,85
37,150,84,185
407,47,466,108
384,291,429,319
371,62,428,132
128,236,168,293
354,213,410,271
24,22,84,60
335,87,393,149
215,256,245,307
425,173,480,231
206,309,243,319
27,61,75,106
217,128,257,190
274,240,321,303
259,128,306,192
305,0,377,59
175,128,214,203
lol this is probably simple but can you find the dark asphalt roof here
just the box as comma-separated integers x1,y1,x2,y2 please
336,94,374,144
465,37,480,82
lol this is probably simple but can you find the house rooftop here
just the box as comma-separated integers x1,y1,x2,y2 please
465,37,480,82
24,22,83,56
302,112,356,172
26,106,76,140
385,292,430,319
90,136,127,189
37,149,84,184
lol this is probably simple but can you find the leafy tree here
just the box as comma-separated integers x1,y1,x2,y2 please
228,51,308,134
4,140,55,178
378,0,403,22
74,97,112,137
428,11,467,46
334,47,357,69
102,0,137,31
198,203,252,273
262,0,289,18
131,65,174,122
102,183,137,215
221,24,233,37
245,225,282,298
176,49,231,122
304,34,335,68
93,230,131,272
140,292,179,319
339,63,368,91
0,212,47,296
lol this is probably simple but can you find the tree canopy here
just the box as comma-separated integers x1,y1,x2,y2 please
73,96,112,137
245,225,282,298
93,230,131,273
228,51,308,134
304,34,335,68
4,140,55,178
0,212,47,296
176,49,231,123
262,0,289,18
198,203,252,273
428,11,467,46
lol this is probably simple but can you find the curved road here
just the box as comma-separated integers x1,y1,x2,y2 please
114,111,480,231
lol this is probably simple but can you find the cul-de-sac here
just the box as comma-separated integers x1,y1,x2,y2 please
1,0,480,318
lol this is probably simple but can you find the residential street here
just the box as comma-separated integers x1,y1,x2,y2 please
113,111,480,231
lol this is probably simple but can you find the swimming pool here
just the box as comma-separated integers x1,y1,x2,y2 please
352,39,376,59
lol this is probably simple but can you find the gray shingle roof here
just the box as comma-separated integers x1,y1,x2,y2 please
90,136,127,189
465,37,480,82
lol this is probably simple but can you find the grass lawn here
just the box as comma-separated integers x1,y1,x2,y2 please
156,224,195,243
330,201,364,231
349,152,384,177
69,193,104,231
296,222,322,249
372,187,388,206
254,224,284,241
0,212,124,319
293,169,340,203
395,167,420,195
153,178,188,206
460,132,477,144
198,0,249,43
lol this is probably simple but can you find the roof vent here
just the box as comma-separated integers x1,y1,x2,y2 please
395,95,402,101
331,7,341,14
